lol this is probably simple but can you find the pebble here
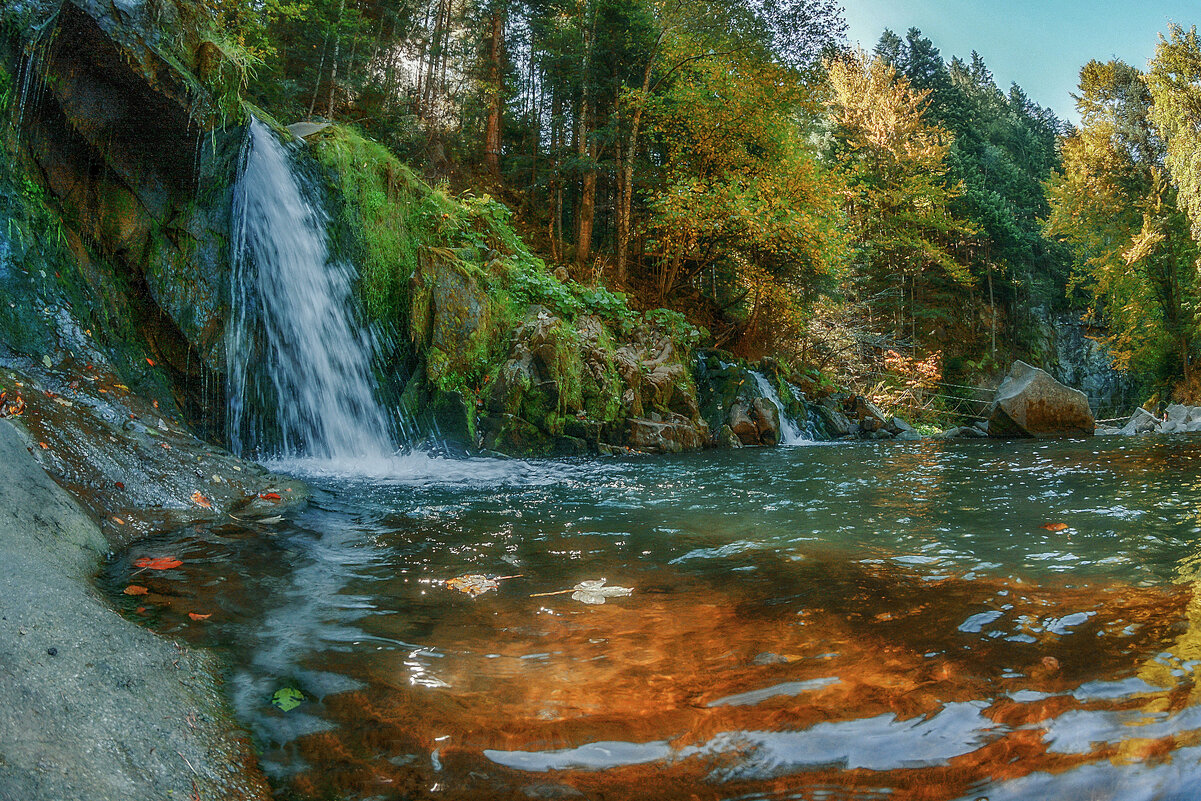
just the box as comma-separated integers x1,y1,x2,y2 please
47,647,57,656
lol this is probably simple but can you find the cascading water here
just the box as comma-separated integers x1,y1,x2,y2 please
750,370,817,445
226,118,395,462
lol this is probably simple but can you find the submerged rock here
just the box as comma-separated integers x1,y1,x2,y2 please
987,361,1094,438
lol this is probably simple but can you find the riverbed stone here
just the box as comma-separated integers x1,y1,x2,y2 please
988,360,1095,438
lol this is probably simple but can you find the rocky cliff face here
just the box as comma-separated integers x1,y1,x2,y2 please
1049,314,1137,420
2,0,249,437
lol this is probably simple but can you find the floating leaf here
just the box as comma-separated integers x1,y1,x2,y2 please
1041,523,1069,532
134,556,182,570
115,481,125,490
188,612,212,621
38,442,48,450
571,578,634,605
271,687,305,712
257,515,284,525
191,491,212,509
532,578,634,605
259,492,282,501
145,358,155,367
446,575,499,597
112,517,125,525
123,585,149,596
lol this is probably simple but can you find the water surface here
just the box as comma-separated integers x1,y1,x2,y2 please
107,437,1201,800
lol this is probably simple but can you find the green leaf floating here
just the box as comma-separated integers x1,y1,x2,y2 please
271,687,305,712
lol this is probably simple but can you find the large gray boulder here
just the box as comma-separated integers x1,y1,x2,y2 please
988,361,1094,438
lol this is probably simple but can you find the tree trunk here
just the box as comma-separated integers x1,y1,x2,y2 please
326,0,346,117
483,6,504,175
574,9,598,265
614,38,660,286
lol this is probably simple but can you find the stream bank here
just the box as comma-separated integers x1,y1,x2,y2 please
0,418,272,801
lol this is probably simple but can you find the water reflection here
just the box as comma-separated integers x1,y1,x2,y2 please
105,437,1201,799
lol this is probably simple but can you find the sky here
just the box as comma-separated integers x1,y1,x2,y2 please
842,0,1197,124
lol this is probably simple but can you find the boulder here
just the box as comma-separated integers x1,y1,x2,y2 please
717,424,743,449
1118,407,1161,436
729,402,759,446
627,417,707,454
751,398,781,446
814,397,856,438
987,361,1094,438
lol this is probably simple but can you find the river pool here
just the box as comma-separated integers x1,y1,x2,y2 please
106,436,1201,800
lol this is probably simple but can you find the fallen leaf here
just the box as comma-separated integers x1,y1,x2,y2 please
271,687,305,712
571,578,633,605
257,515,284,525
1042,655,1061,671
160,442,171,449
446,575,499,597
1041,523,1069,532
38,442,48,450
146,358,155,367
123,585,149,596
112,517,125,525
259,492,282,501
115,481,125,490
135,606,146,614
532,578,634,605
188,612,211,621
134,556,182,570
191,491,213,509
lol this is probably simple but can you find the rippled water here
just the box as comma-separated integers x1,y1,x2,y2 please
106,437,1201,800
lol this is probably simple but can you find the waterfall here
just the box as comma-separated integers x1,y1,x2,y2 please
750,371,816,446
226,118,395,461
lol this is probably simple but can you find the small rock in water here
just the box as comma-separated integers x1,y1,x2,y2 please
46,647,57,657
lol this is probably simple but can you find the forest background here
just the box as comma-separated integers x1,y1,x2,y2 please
204,0,1201,413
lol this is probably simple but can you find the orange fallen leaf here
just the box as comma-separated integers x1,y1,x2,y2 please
134,557,182,570
259,492,282,501
115,481,125,490
187,612,211,621
124,585,149,596
191,491,212,509
38,442,48,449
146,358,156,366
1041,523,1069,532
135,606,146,614
160,442,171,449
112,517,125,525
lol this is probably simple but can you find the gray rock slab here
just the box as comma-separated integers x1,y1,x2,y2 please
0,421,270,801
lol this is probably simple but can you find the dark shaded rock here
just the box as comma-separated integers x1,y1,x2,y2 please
717,424,742,449
988,360,1094,438
814,398,854,438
